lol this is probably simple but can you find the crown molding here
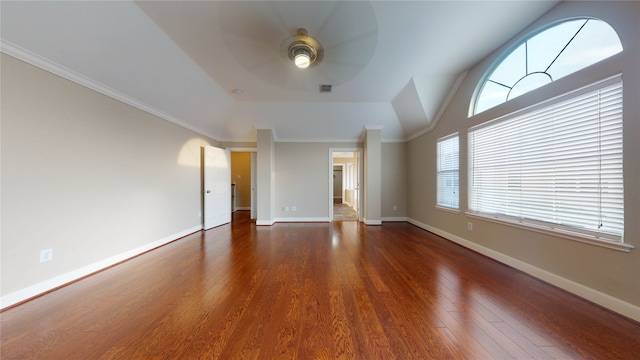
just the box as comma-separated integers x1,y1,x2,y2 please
1,40,219,141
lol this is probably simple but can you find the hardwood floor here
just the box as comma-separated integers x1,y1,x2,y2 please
2,211,639,359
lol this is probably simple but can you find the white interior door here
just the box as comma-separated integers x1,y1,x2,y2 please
204,146,231,230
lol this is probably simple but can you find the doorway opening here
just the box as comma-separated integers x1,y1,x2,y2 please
330,149,361,221
228,149,257,221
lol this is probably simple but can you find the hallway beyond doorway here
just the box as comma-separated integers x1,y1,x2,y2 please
333,203,358,221
331,149,361,222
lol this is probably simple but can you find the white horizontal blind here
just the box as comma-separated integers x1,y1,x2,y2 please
437,134,459,209
469,79,623,242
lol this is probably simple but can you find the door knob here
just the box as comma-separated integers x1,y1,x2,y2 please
206,190,211,193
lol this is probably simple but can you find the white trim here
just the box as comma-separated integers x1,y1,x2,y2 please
274,217,331,223
275,137,363,143
256,219,275,226
0,225,202,310
364,218,383,225
436,132,460,210
435,205,461,215
219,137,260,143
469,74,623,131
226,147,257,153
407,217,640,322
465,212,633,253
382,217,408,222
0,40,219,142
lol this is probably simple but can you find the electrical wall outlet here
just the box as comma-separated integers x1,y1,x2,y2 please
393,205,398,211
291,206,297,212
40,249,53,263
467,222,473,231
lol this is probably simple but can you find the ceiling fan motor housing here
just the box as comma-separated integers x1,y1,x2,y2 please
287,28,323,68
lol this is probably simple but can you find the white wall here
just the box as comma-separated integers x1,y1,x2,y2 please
407,1,640,320
1,54,215,306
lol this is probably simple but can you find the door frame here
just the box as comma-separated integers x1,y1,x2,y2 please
226,147,258,220
329,148,363,222
333,164,345,205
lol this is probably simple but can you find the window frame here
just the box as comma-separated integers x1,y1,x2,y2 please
471,17,623,117
436,133,460,211
467,75,631,252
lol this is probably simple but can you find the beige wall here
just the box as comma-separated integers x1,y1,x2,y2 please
382,142,407,220
256,129,275,224
231,152,251,209
274,142,359,220
272,142,407,222
364,129,382,224
1,54,216,304
407,1,640,319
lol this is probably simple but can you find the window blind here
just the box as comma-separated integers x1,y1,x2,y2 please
468,78,623,242
437,134,459,209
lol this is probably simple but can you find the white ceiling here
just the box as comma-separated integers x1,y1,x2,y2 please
0,1,560,142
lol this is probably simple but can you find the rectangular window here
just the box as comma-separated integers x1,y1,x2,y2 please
468,78,623,243
437,133,459,209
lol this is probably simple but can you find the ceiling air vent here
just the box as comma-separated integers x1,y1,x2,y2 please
319,84,332,93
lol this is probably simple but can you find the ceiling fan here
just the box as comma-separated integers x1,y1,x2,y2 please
218,1,378,91
285,28,323,69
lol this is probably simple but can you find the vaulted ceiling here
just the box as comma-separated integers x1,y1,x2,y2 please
1,1,560,142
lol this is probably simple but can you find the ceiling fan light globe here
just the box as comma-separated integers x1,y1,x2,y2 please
294,53,311,68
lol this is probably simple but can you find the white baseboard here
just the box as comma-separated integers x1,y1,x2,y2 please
1,225,202,310
382,216,408,222
364,218,382,225
274,217,331,223
407,218,640,322
256,219,275,226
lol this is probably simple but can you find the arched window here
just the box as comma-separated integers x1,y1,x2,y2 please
467,18,627,248
473,18,622,115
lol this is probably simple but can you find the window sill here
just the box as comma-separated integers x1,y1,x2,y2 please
436,205,461,214
465,212,634,253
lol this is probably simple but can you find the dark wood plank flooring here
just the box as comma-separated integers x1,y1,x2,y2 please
2,211,639,359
